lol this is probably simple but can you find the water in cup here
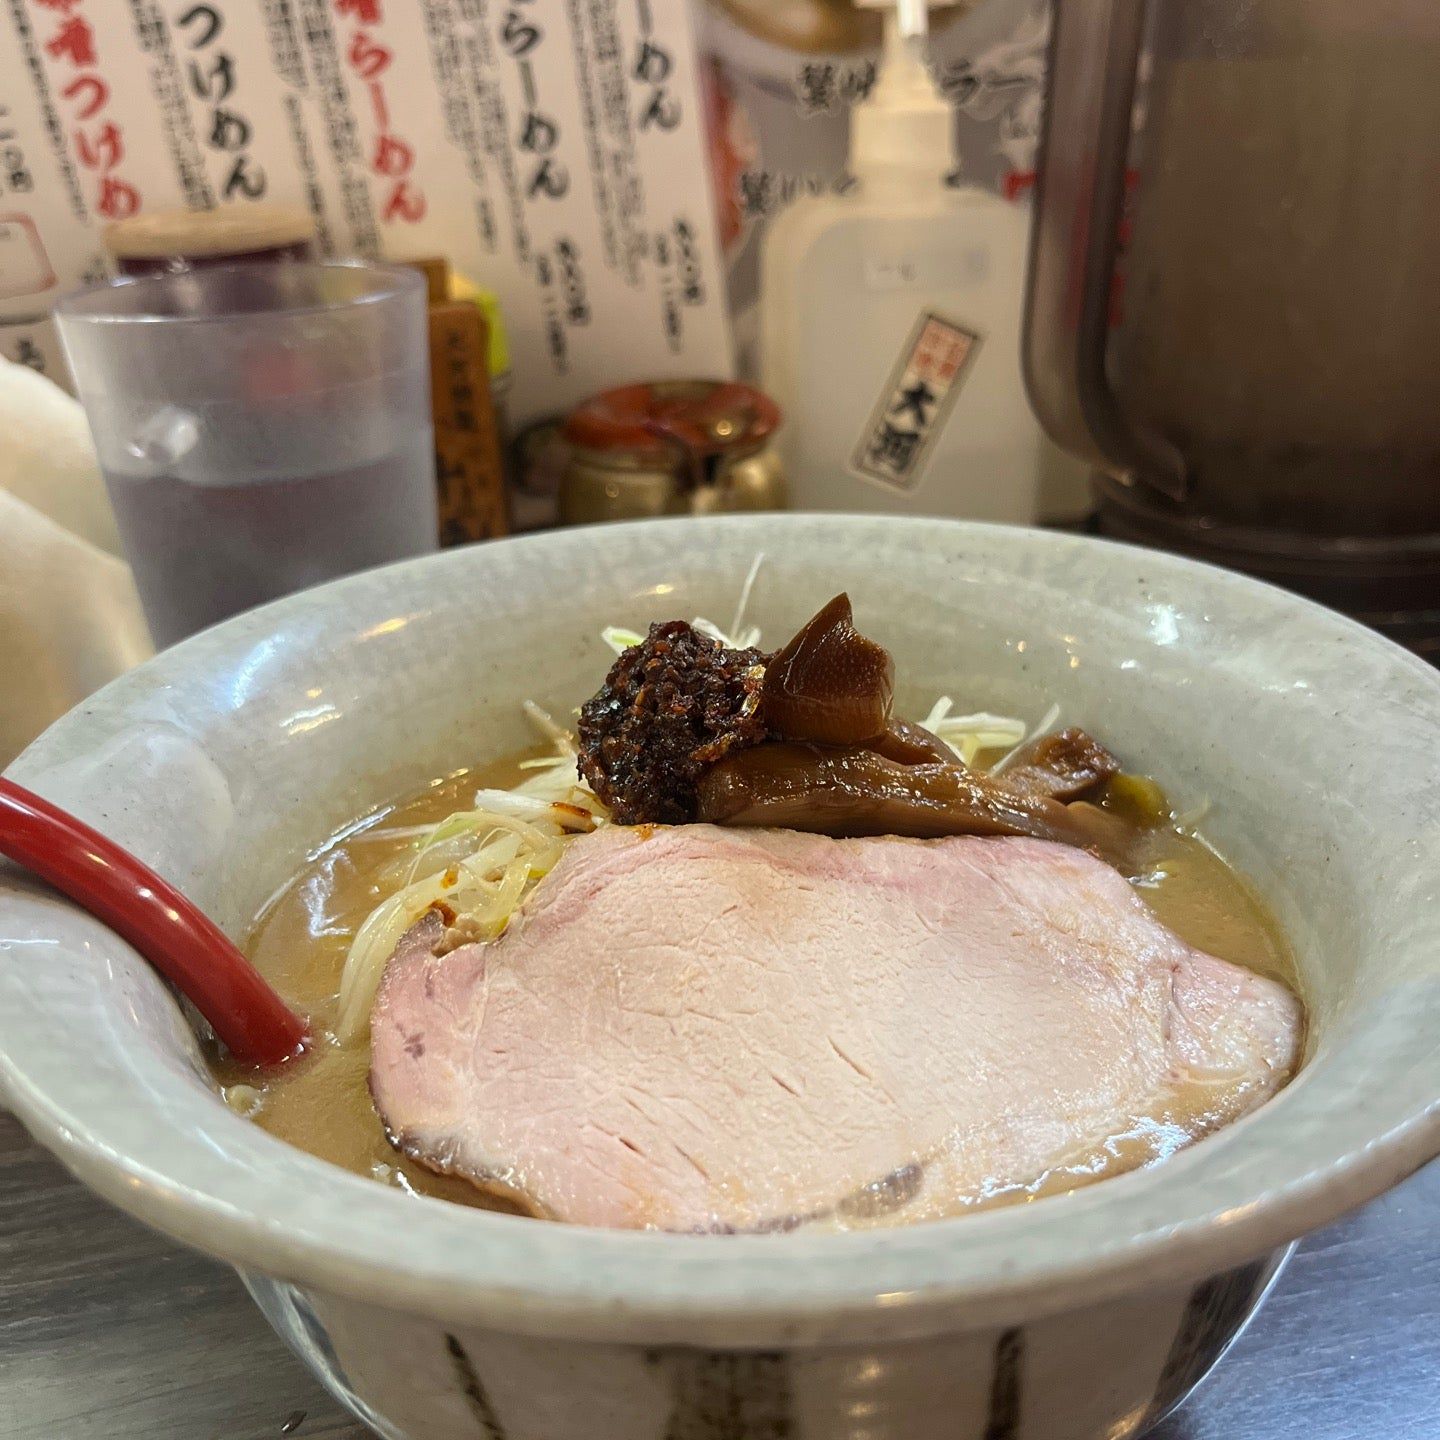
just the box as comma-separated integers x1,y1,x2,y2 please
57,261,437,647
104,436,436,648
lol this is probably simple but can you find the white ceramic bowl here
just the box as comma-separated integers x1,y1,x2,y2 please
2,516,1437,1440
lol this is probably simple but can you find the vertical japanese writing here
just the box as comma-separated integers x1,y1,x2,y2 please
533,250,565,370
851,314,981,491
496,0,587,370
253,0,331,250
295,0,378,253
175,2,266,200
652,224,677,349
446,0,526,263
127,0,212,210
283,92,332,251
0,105,35,197
618,0,707,351
262,0,306,88
554,235,588,324
30,0,143,220
5,0,87,222
334,0,425,223
417,0,497,252
563,0,612,268
585,0,641,282
2,0,733,418
503,0,568,202
629,0,704,349
631,0,678,132
670,215,699,305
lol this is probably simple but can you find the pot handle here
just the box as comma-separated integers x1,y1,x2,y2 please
1022,0,1188,501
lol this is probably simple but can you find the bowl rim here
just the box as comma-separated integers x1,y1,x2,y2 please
2,515,1438,1346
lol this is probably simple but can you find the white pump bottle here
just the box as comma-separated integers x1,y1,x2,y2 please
760,0,1052,522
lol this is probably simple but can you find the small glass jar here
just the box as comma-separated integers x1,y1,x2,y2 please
559,380,786,526
103,204,317,278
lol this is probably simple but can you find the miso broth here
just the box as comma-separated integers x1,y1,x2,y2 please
213,751,1299,1220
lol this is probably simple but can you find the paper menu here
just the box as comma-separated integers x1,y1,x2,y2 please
0,0,733,425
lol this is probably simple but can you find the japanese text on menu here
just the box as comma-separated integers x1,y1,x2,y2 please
0,0,731,415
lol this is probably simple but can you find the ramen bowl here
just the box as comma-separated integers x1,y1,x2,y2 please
1,515,1436,1440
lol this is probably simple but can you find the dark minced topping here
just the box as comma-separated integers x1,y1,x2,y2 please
577,621,770,824
575,600,1142,869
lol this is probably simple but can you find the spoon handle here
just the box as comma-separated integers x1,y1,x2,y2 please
0,778,307,1069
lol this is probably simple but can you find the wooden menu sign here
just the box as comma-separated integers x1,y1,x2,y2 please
411,258,509,545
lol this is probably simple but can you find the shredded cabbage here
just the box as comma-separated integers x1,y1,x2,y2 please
334,703,608,1044
602,625,643,655
919,698,1026,766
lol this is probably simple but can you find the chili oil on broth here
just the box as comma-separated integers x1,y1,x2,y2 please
215,750,1300,1224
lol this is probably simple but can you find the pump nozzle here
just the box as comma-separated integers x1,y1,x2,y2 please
894,0,929,46
851,0,953,180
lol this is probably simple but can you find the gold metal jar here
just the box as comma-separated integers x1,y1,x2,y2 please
559,380,786,525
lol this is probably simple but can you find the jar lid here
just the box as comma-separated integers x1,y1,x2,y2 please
562,380,781,462
103,203,316,260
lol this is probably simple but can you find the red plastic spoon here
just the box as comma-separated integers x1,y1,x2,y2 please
0,777,308,1068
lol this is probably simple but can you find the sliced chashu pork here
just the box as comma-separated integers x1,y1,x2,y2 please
369,825,1300,1231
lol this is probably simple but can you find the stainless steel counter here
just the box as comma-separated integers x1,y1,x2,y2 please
2,1112,1435,1439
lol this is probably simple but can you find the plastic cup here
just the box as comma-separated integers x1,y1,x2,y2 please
56,261,436,648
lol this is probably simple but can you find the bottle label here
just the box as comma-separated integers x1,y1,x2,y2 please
849,312,984,492
863,256,921,290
